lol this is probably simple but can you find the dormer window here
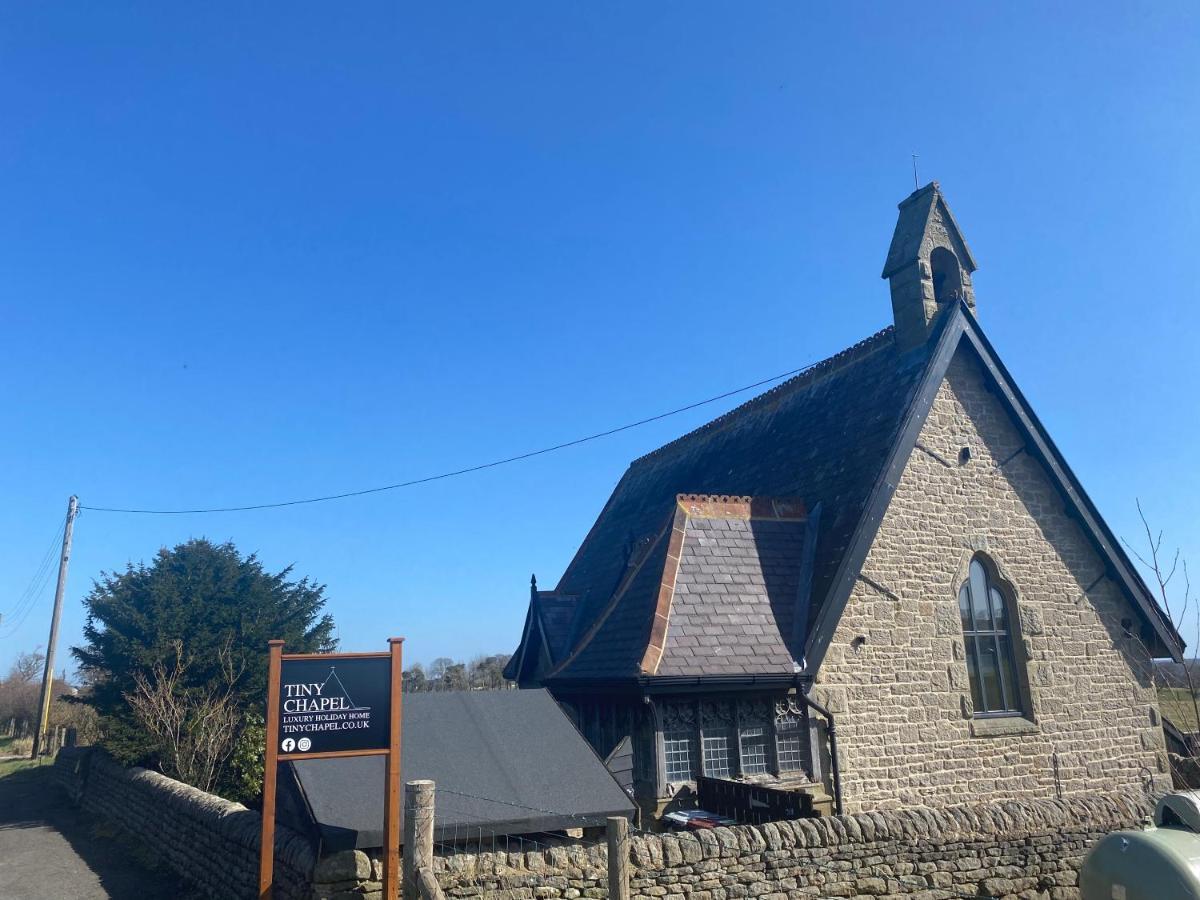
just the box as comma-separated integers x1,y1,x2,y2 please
958,555,1026,717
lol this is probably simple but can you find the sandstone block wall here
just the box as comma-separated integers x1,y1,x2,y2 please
53,747,315,900
814,348,1170,812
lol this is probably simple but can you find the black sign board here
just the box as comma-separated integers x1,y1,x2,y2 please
261,639,403,900
278,656,391,757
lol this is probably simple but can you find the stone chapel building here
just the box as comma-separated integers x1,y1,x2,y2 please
505,183,1182,821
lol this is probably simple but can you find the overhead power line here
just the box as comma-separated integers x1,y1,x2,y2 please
79,358,821,516
0,514,67,639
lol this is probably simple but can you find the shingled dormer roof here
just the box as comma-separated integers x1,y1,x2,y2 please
545,494,820,681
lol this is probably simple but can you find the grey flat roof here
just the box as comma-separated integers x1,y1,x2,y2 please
280,688,634,852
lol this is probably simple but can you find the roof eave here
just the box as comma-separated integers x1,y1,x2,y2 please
502,600,537,682
638,673,808,694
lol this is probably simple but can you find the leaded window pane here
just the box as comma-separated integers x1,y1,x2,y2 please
664,730,694,782
739,726,769,775
702,728,733,778
775,714,804,773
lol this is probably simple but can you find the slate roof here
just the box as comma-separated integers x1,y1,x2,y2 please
512,302,1185,683
553,526,672,680
542,325,929,682
535,594,578,662
502,590,579,682
278,689,635,853
549,494,818,680
657,509,812,677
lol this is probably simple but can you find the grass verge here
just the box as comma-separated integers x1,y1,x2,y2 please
0,754,52,779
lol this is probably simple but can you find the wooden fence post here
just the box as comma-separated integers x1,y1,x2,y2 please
403,780,435,898
383,638,404,899
417,867,447,900
607,816,630,900
259,639,284,899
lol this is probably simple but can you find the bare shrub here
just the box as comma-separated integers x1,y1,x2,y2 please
1125,501,1200,788
124,640,243,793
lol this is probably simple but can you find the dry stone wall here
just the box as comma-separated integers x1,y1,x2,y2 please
53,747,315,900
53,746,1154,900
814,348,1170,812
621,792,1148,900
320,791,1152,900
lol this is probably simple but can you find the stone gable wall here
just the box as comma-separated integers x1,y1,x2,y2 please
813,347,1169,812
52,747,315,900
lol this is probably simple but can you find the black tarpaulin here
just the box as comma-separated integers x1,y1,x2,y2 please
278,688,634,852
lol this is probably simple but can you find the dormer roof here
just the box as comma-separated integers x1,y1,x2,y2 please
544,495,819,682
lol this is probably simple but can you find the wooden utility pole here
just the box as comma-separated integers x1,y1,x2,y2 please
32,495,78,759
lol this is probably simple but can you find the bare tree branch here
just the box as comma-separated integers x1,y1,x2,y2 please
1126,500,1200,785
124,640,241,793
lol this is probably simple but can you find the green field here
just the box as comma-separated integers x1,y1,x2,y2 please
1159,686,1200,732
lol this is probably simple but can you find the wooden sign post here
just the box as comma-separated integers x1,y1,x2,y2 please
259,638,404,900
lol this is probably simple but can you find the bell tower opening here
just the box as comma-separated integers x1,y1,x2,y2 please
930,246,963,305
881,182,978,353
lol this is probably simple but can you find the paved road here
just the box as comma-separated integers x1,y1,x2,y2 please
0,765,190,900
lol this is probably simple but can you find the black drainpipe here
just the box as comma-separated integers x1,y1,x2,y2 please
799,688,843,817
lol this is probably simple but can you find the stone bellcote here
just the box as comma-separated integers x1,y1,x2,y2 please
882,182,978,353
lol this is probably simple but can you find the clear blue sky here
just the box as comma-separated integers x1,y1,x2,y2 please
2,3,1197,674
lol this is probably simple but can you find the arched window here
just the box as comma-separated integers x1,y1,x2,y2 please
930,246,962,305
959,556,1024,716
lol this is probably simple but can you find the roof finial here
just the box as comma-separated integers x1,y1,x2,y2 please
530,573,538,599
911,153,919,191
